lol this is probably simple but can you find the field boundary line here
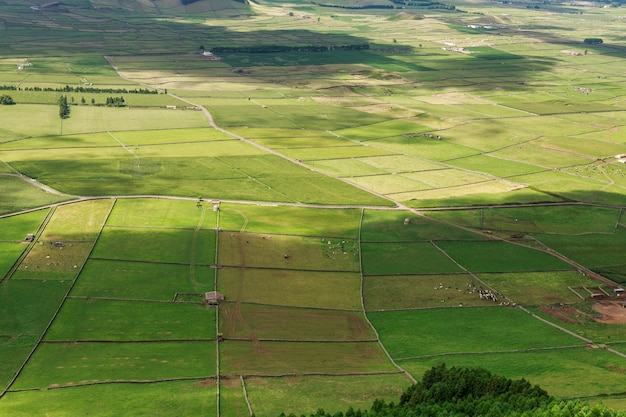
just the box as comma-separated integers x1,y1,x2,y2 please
41,338,217,343
105,224,200,230
67,295,203,304
365,304,504,313
219,228,356,241
615,207,624,231
222,371,406,379
218,264,359,273
395,344,585,361
222,338,378,343
240,375,254,417
7,376,217,393
222,300,361,312
0,198,115,399
88,257,195,266
357,208,416,384
215,203,221,417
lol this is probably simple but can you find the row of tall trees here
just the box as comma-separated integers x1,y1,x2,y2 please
0,84,158,94
279,365,626,417
211,44,370,53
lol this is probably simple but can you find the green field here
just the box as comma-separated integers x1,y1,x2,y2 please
12,341,217,389
2,0,626,413
45,298,217,341
361,241,465,275
71,259,214,300
216,267,362,309
368,307,583,359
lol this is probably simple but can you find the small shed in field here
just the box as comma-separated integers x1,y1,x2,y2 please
205,291,224,305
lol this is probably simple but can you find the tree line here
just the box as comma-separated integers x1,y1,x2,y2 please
211,44,370,53
310,2,394,9
279,364,626,417
0,85,159,94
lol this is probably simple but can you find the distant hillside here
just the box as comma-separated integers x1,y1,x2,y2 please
24,0,251,15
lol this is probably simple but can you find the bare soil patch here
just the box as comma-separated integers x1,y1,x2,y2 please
593,301,626,324
539,305,588,324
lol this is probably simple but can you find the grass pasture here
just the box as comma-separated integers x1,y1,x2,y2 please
92,227,195,264
368,307,583,360
478,271,602,306
14,241,96,280
361,242,464,275
219,340,396,376
0,132,119,150
217,267,361,310
0,279,70,334
107,198,212,229
363,274,496,311
111,128,233,145
333,120,430,141
70,260,214,301
0,380,217,417
0,336,39,393
3,136,391,206
435,241,574,273
218,232,359,272
445,155,545,178
361,209,484,242
244,374,410,417
306,158,389,177
370,136,481,162
358,155,445,174
349,173,430,195
12,341,217,390
41,199,113,239
0,242,27,279
218,203,360,238
45,298,216,341
0,105,209,138
219,304,374,341
536,229,626,284
427,205,622,236
0,176,69,215
280,145,395,161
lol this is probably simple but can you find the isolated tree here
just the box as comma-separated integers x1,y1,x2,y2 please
81,96,86,105
58,95,70,134
58,95,70,119
0,94,15,105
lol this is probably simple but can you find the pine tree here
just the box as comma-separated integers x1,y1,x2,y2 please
58,95,70,119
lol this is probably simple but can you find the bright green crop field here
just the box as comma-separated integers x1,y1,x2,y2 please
1,0,626,414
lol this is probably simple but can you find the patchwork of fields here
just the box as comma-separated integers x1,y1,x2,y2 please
1,0,626,414
1,198,625,415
